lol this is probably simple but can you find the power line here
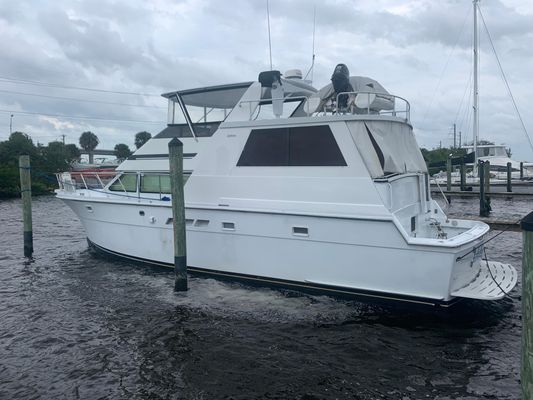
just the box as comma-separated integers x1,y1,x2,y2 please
0,88,166,109
0,76,161,97
0,109,163,125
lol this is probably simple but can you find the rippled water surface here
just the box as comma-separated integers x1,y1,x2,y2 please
0,196,527,399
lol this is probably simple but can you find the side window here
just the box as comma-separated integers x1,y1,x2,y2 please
109,174,137,192
289,125,347,166
141,175,163,193
140,174,190,194
237,128,289,166
237,125,346,167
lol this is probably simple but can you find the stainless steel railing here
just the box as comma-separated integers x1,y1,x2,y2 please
236,91,410,121
56,171,117,192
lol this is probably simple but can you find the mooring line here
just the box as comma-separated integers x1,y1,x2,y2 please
456,217,523,261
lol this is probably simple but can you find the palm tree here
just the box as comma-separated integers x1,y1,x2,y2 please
79,131,99,163
114,143,132,162
134,131,152,149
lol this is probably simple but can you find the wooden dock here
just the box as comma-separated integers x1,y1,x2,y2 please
431,189,533,198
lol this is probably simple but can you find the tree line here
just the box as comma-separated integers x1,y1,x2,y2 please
0,131,152,198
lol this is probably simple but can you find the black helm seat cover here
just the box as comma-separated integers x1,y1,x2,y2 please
331,64,354,108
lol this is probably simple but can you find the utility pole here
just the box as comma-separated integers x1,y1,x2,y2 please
453,123,457,149
459,131,462,148
61,134,66,145
10,114,13,134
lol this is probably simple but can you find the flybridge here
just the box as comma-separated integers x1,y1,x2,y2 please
160,69,411,141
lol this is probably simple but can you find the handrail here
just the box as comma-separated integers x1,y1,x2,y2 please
431,177,450,212
56,171,118,192
235,91,411,121
335,91,410,121
55,171,173,202
238,96,310,120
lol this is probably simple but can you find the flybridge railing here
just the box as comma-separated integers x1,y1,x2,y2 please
56,171,117,192
236,91,410,122
334,91,410,122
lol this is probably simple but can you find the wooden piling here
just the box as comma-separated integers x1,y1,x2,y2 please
460,162,466,192
446,156,452,192
521,162,524,180
507,162,512,193
479,160,489,217
484,160,491,194
521,212,533,399
168,138,188,292
18,155,33,257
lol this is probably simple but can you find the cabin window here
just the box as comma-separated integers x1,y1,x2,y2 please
237,125,346,167
141,175,171,194
140,174,190,193
109,174,137,192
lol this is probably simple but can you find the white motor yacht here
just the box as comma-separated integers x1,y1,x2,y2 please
56,66,517,307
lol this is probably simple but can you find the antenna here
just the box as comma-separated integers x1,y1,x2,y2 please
266,0,273,70
304,4,317,82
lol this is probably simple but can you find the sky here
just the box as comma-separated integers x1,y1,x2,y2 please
0,0,532,160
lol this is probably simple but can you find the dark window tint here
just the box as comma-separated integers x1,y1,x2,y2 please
237,128,289,166
289,125,346,166
237,125,346,167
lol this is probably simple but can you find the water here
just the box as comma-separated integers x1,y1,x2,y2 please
0,196,527,399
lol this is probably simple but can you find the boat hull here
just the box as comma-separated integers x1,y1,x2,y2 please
60,196,497,306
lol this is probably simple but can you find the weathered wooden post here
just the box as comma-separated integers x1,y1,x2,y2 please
506,162,512,193
484,160,491,194
521,211,533,400
18,155,33,257
446,156,452,192
520,162,524,180
483,160,491,215
479,160,489,217
460,162,466,192
168,138,187,292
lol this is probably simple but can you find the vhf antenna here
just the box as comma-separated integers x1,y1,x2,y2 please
304,4,317,82
266,0,273,70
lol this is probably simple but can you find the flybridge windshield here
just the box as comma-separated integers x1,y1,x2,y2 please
165,82,253,125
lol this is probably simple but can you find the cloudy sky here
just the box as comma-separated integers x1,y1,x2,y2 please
0,0,532,160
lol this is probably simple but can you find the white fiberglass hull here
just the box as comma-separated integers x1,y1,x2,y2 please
59,196,516,306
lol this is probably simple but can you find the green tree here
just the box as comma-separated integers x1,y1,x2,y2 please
114,143,132,161
41,141,68,172
0,132,39,165
134,131,152,149
79,131,99,163
0,132,49,197
65,144,81,162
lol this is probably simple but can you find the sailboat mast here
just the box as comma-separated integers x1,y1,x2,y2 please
473,0,479,173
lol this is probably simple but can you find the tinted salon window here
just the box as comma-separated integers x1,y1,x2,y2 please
237,128,289,166
237,125,346,167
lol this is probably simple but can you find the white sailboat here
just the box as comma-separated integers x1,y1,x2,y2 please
56,65,517,307
460,0,532,178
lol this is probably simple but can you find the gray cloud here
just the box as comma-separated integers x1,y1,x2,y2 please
0,0,531,159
